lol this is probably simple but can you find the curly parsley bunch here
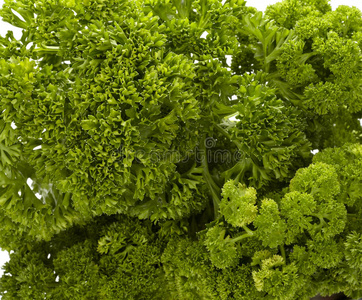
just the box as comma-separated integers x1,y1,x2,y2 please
1,0,362,299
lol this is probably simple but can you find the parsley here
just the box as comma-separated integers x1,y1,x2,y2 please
0,0,362,299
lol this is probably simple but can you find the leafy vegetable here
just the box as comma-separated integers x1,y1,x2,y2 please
0,0,362,299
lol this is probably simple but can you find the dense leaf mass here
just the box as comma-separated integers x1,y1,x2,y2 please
0,0,362,299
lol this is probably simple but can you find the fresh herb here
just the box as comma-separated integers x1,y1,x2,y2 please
0,0,362,299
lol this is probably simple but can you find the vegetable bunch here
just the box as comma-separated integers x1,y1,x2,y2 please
0,0,362,299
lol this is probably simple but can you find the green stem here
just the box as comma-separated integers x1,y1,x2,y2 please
262,37,269,73
348,213,358,217
230,232,253,243
347,213,362,221
200,136,221,218
311,213,326,222
242,225,254,236
279,244,286,262
311,214,326,232
230,225,254,244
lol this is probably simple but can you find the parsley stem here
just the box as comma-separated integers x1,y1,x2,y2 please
279,244,286,263
200,135,221,218
230,232,252,243
242,225,254,236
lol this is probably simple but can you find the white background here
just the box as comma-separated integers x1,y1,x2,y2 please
0,0,362,284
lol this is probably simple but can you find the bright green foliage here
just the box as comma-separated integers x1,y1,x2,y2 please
0,216,168,300
280,191,316,244
305,31,362,114
265,0,331,29
252,255,302,300
161,237,218,299
220,180,258,227
287,163,347,241
345,232,362,271
218,72,312,189
313,143,362,207
289,162,340,199
204,224,240,269
254,198,287,248
1,0,362,299
0,0,206,227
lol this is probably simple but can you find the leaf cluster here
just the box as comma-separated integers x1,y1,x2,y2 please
1,0,362,299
